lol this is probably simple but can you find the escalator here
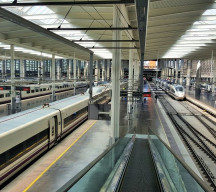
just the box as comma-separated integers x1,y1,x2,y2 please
57,133,211,192
119,139,160,192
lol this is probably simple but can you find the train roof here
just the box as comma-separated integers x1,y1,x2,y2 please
0,85,107,135
0,94,89,135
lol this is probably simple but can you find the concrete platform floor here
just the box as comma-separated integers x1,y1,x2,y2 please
186,87,216,108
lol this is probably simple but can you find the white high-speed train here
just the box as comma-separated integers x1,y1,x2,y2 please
156,80,185,100
0,85,113,187
167,84,185,100
0,81,88,104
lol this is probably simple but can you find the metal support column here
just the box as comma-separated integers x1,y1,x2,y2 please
102,60,105,81
195,60,201,95
172,59,175,82
134,60,140,89
20,58,25,80
175,59,179,83
128,43,133,117
211,51,216,95
168,59,170,79
155,58,158,80
41,60,45,81
84,61,88,80
212,59,216,95
77,60,81,80
89,53,93,101
10,44,16,113
111,5,121,142
51,54,56,102
135,0,149,93
67,59,72,79
73,55,76,83
165,59,168,79
186,60,192,87
121,61,124,79
107,60,110,81
104,60,107,81
161,60,164,79
57,60,60,80
140,54,144,92
179,59,184,85
2,59,5,79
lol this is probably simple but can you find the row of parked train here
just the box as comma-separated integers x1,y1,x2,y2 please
0,81,88,104
154,78,185,100
0,82,127,187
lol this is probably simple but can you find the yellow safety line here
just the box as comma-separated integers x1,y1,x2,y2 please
23,120,96,192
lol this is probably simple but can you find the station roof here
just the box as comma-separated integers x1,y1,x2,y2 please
0,0,215,60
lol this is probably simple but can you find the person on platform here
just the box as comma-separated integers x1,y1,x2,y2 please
155,94,158,103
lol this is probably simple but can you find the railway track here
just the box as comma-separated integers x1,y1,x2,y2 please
158,94,216,191
181,101,216,140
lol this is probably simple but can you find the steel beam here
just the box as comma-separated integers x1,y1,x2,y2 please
0,7,92,54
135,0,149,93
87,47,139,49
47,27,137,31
73,40,139,42
0,0,134,6
10,44,16,114
51,54,56,102
89,53,93,102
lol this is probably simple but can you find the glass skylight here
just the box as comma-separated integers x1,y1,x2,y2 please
0,1,112,59
163,8,216,58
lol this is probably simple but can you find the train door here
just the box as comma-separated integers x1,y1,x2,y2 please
54,116,58,142
56,112,62,140
49,116,58,147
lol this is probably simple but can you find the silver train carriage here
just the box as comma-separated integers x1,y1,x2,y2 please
0,85,110,186
0,81,88,104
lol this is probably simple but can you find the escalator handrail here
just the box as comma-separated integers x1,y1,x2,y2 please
100,135,136,192
56,138,121,192
148,129,213,192
57,135,136,192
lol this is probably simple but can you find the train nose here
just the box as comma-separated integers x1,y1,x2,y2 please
177,92,184,97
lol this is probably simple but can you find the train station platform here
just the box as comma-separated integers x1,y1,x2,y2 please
3,84,204,192
185,88,216,116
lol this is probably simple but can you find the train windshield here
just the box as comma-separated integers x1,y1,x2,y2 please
176,87,183,92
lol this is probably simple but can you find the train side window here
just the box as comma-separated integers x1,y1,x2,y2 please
0,94,4,98
43,88,46,91
8,142,24,161
40,89,42,91
1,129,49,169
31,90,35,93
5,93,10,97
63,107,88,128
36,89,39,92
0,152,7,167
